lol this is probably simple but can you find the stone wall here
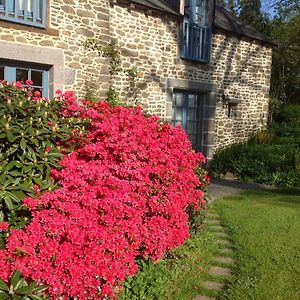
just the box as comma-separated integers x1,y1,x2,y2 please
0,0,111,97
0,0,272,157
109,2,272,157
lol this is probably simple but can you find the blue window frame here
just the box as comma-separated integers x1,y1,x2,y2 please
182,0,211,62
0,61,49,97
172,91,205,151
0,0,46,28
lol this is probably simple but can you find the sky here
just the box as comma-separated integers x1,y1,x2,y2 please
261,0,277,17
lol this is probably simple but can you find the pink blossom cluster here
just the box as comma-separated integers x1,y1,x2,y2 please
0,99,206,299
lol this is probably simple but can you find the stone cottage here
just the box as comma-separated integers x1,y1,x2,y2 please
0,0,275,158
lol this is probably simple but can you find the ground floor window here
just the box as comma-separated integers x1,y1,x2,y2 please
0,60,49,97
172,90,205,151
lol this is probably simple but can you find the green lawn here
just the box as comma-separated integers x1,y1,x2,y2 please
213,189,300,300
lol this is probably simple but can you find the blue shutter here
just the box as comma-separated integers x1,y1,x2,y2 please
5,66,16,83
43,70,49,98
0,0,46,28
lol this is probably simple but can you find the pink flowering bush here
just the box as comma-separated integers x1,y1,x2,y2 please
0,98,206,299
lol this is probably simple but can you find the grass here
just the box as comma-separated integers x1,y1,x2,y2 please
212,189,300,300
118,218,220,300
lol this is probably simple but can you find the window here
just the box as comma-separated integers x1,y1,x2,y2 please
0,0,46,28
0,61,49,97
172,91,205,151
182,0,211,62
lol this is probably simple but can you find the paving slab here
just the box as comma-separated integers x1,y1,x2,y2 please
212,256,234,264
193,296,215,300
208,225,225,232
207,213,220,219
209,266,233,276
218,248,233,255
206,219,221,225
216,239,231,246
202,280,225,291
212,231,229,238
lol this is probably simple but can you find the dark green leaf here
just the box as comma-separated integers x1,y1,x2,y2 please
20,138,27,152
7,132,18,143
14,278,27,291
0,279,9,292
4,198,14,210
15,285,36,295
11,270,21,287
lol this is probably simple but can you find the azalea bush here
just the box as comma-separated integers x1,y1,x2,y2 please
0,81,88,230
0,96,207,299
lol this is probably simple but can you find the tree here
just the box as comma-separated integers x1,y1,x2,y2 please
269,10,300,104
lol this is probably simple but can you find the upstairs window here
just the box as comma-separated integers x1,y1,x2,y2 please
182,0,211,62
0,0,46,28
0,61,49,97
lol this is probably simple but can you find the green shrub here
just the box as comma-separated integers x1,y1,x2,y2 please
0,270,48,300
209,143,300,188
0,83,88,228
273,104,300,124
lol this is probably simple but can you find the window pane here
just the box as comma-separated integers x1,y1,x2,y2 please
16,68,28,82
175,107,183,121
188,108,196,121
31,70,43,86
175,93,184,107
188,95,196,108
0,0,4,6
0,66,4,80
187,122,194,134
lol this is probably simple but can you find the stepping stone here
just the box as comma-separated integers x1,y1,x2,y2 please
212,256,234,264
216,239,231,246
202,280,224,291
213,231,229,238
193,296,215,300
209,266,233,276
206,219,221,225
207,213,219,219
219,248,233,255
209,225,225,232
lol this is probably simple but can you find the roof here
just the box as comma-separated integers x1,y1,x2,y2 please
214,5,276,46
127,0,276,46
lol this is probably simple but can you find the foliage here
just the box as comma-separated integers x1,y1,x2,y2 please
0,82,87,230
0,100,207,299
0,270,48,300
269,9,300,104
209,142,299,187
213,190,300,300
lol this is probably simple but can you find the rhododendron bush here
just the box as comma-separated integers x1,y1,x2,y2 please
0,92,207,299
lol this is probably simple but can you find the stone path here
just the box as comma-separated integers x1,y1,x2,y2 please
192,210,235,300
191,178,276,300
207,177,276,202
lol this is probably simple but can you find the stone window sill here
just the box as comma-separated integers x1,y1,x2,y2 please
0,20,59,36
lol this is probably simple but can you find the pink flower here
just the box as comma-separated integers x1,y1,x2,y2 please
0,222,9,231
25,80,33,85
34,91,41,97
